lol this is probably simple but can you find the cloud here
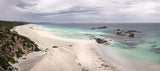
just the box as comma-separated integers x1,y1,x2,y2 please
16,1,37,9
0,0,160,23
34,5,102,16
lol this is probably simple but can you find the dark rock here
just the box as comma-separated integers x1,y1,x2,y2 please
128,33,134,37
151,48,160,54
116,32,125,36
14,67,18,70
34,45,41,51
78,63,81,66
115,29,141,38
85,34,90,35
22,57,26,59
116,32,121,35
52,46,58,48
82,67,89,71
45,48,49,52
91,28,95,29
97,26,107,29
116,29,120,31
69,45,72,47
100,35,105,36
125,30,141,33
91,26,107,29
94,38,108,44
102,64,109,67
151,45,157,47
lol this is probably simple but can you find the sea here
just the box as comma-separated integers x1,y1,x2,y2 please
29,23,160,71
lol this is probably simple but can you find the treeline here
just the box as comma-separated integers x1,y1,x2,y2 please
0,20,28,30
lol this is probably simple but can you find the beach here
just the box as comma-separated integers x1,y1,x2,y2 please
13,24,118,71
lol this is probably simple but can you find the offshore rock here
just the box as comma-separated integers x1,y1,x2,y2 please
94,38,108,44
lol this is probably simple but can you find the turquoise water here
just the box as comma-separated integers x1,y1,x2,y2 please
29,24,107,39
30,24,160,71
107,34,160,71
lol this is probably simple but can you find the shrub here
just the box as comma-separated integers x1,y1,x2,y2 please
0,56,10,70
6,55,16,63
16,48,24,58
20,36,35,44
0,33,7,39
0,21,25,30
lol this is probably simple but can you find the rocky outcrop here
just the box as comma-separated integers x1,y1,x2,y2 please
116,32,126,36
97,26,107,29
115,29,141,38
68,45,72,47
91,28,95,29
52,46,58,48
116,29,120,31
128,33,134,37
0,22,40,71
125,30,141,33
34,44,41,51
94,38,108,44
91,26,107,29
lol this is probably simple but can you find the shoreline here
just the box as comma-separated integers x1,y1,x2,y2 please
14,24,119,71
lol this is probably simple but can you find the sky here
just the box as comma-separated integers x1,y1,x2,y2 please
0,0,160,23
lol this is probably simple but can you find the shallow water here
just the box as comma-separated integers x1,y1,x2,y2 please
30,23,160,71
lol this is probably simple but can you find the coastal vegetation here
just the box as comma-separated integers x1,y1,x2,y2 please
0,21,39,71
0,21,27,30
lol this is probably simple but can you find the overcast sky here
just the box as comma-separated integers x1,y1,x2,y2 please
0,0,160,23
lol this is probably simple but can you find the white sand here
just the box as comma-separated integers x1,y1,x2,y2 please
13,24,118,71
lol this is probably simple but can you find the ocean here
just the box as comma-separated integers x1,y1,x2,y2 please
29,23,160,71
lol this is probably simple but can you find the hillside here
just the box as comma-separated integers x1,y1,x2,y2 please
0,21,40,71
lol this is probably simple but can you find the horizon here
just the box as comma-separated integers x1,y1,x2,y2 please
1,20,160,24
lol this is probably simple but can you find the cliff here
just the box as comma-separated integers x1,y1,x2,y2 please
0,21,40,71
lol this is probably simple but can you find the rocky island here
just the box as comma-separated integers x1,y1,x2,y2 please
91,26,107,29
116,29,141,37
